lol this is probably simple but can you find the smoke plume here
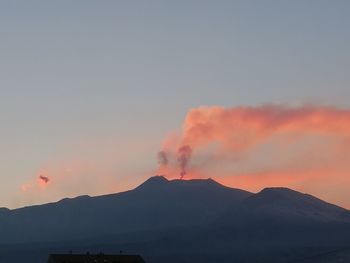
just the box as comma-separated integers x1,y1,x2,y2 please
181,105,350,151
177,145,192,179
156,104,350,208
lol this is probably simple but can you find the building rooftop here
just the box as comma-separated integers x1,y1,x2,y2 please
48,253,146,263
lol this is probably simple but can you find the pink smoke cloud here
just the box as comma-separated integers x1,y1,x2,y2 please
157,104,350,208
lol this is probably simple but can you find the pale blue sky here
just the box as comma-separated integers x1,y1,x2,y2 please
0,0,349,208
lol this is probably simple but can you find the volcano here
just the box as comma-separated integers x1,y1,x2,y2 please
0,176,349,263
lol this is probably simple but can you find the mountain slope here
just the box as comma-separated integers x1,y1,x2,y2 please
213,186,350,249
0,176,252,244
0,176,350,262
240,187,350,223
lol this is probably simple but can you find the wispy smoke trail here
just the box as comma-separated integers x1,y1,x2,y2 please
157,151,168,166
181,105,350,150
177,145,192,179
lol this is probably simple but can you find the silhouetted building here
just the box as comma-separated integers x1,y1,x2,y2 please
47,253,146,263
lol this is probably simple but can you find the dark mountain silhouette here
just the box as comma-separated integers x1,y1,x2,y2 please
218,187,350,225
0,176,251,244
0,176,349,263
244,187,350,222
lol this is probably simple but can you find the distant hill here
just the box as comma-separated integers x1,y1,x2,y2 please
218,186,350,224
0,176,349,263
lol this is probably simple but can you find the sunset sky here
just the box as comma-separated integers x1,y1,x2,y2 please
1,1,349,209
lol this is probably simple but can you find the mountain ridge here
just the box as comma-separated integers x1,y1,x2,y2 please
0,176,350,263
3,176,349,212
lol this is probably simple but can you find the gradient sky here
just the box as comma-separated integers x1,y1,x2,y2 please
0,0,349,208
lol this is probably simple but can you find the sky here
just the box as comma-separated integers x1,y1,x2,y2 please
0,0,349,209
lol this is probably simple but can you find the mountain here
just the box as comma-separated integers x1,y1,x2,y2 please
243,187,350,222
0,176,251,244
218,187,350,225
0,176,349,263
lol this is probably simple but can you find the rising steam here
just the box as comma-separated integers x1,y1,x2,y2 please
156,146,193,179
177,145,192,179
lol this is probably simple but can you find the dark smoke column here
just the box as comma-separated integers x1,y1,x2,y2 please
177,145,192,180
